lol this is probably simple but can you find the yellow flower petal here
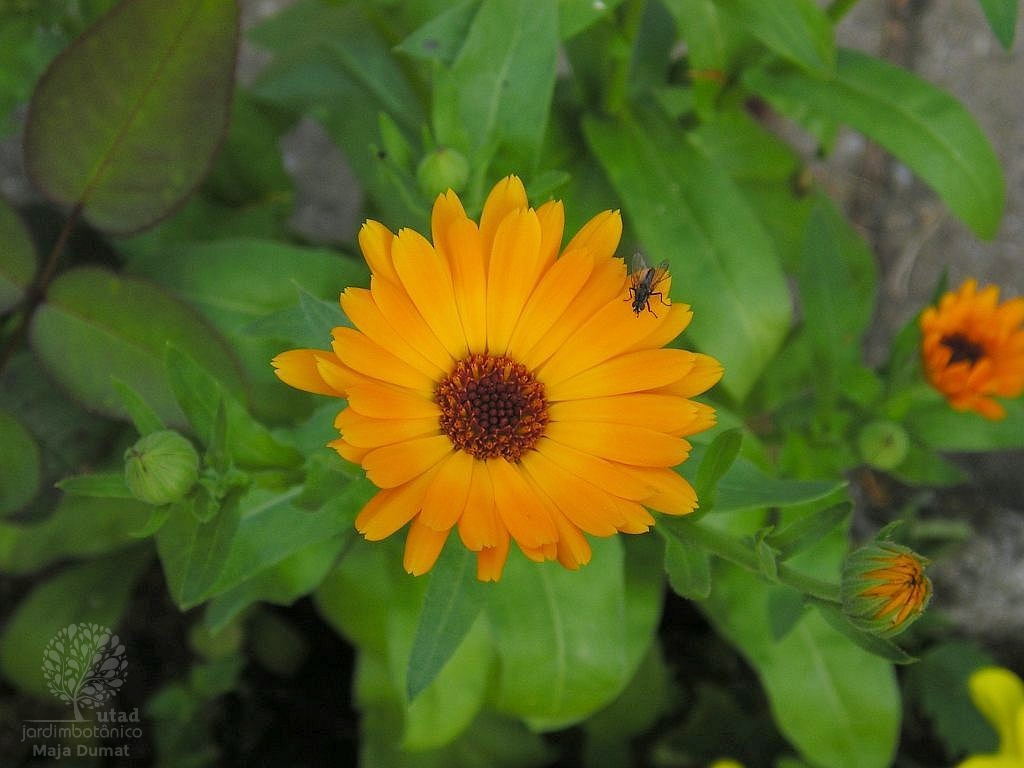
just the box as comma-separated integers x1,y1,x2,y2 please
565,209,622,261
419,449,475,531
335,410,438,448
536,199,565,266
487,458,558,548
656,353,725,398
519,451,622,535
534,437,654,501
355,465,439,540
547,348,697,401
628,466,699,515
362,435,453,489
271,349,343,397
479,175,528,257
476,533,510,581
358,220,398,283
458,460,502,551
486,208,544,354
970,667,1024,756
371,275,454,374
340,287,445,379
549,394,700,434
331,326,436,393
392,227,469,360
346,381,439,420
444,216,488,354
403,516,450,576
545,421,690,467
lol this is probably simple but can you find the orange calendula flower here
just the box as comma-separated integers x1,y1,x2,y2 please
272,176,722,581
841,541,932,638
920,278,1024,420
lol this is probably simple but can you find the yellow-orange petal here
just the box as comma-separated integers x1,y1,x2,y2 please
479,175,528,258
419,450,475,531
459,460,502,550
534,438,654,501
506,247,594,361
371,275,454,374
548,394,699,434
519,451,621,535
392,227,469,360
535,199,565,266
615,497,656,533
403,516,450,575
328,436,370,464
314,355,363,395
445,217,488,354
346,381,439,420
547,348,697,401
520,255,627,370
335,410,438,448
340,287,445,379
272,349,343,397
476,533,510,581
486,208,544,354
331,326,436,394
518,541,558,563
431,189,468,247
628,302,694,353
655,353,725,398
544,421,690,467
551,509,592,570
362,434,453,489
355,464,440,540
487,458,558,548
565,209,622,262
630,466,699,515
358,220,398,283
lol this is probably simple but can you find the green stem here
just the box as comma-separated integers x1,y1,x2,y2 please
662,519,842,604
602,0,646,116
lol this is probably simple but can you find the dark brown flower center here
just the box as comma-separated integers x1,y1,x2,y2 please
940,332,985,366
435,353,548,462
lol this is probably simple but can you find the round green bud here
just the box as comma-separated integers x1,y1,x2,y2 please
416,147,470,198
857,420,909,470
841,541,931,638
124,430,200,506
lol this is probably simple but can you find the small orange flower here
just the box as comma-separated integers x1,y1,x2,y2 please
841,541,931,638
273,176,722,580
920,279,1024,420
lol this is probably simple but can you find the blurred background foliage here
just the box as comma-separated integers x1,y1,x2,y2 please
0,0,1021,766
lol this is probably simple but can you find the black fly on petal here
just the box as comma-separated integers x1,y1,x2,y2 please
626,252,671,317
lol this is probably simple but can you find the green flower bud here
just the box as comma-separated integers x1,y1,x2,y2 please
124,430,199,506
841,541,931,638
857,420,909,470
416,147,470,198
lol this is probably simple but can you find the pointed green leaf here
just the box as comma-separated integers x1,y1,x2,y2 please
395,0,480,63
694,428,742,509
769,503,850,561
56,471,133,499
0,198,36,313
112,377,166,435
433,0,559,184
746,49,1005,239
815,603,917,665
715,0,834,75
0,410,41,517
29,266,243,426
584,109,792,399
165,345,301,469
407,543,490,701
664,536,712,599
978,0,1019,49
24,0,239,233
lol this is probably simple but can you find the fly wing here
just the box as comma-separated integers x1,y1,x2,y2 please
649,259,671,289
629,251,650,285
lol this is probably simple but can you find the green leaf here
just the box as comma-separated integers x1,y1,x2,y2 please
906,398,1024,451
24,0,238,233
0,547,149,697
685,444,845,513
165,345,301,469
129,503,175,538
406,543,490,701
112,377,166,435
746,49,1005,239
433,0,559,187
814,603,917,665
203,534,348,633
664,536,712,599
126,238,366,335
29,266,243,426
559,0,626,39
0,494,150,574
694,428,742,510
584,109,792,400
0,197,36,313
703,567,900,768
0,409,41,517
978,0,1019,49
395,0,480,63
715,0,834,75
56,471,133,499
487,535,663,728
768,502,850,561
